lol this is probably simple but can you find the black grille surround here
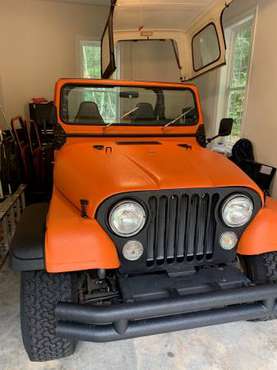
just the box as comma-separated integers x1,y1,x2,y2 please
96,187,262,274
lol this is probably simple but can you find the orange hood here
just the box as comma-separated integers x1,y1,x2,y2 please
54,138,263,217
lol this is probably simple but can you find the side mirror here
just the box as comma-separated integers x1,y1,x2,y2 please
218,118,233,137
207,118,233,143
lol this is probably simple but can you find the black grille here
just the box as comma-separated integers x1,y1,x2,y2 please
96,187,261,274
147,193,220,265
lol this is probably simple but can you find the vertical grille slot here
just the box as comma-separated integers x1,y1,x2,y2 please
205,194,219,258
147,191,219,266
147,197,157,264
156,196,167,263
176,195,189,260
186,195,199,260
166,195,178,262
195,194,209,260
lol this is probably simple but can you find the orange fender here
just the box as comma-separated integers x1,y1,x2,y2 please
45,189,120,273
238,197,277,256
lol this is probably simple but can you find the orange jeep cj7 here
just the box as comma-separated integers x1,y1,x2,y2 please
10,79,277,361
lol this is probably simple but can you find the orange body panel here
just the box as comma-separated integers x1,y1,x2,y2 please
45,189,120,273
54,138,264,218
238,197,277,256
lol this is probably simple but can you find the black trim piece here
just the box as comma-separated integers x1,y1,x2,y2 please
80,199,89,219
101,3,116,79
192,22,221,73
9,252,44,272
220,3,231,50
9,203,48,272
196,124,207,147
178,144,192,150
171,39,182,70
93,145,105,150
56,284,277,343
116,141,161,145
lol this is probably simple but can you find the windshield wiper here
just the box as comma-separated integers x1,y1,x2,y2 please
120,107,139,120
104,107,139,128
163,107,194,128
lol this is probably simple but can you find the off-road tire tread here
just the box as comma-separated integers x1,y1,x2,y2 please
263,253,277,282
243,253,277,284
21,271,77,362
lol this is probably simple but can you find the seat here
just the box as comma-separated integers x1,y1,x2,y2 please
131,103,156,122
74,102,104,124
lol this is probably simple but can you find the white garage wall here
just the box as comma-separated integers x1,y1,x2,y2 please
119,40,181,82
242,0,277,198
0,0,109,122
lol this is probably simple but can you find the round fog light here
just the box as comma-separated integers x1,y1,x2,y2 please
122,240,144,261
220,232,238,251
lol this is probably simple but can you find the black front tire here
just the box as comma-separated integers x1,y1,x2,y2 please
21,270,78,362
243,252,277,284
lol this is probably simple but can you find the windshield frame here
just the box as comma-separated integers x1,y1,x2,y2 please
59,82,200,127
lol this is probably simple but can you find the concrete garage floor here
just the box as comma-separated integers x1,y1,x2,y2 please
2,263,277,370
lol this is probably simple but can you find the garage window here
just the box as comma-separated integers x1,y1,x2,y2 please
80,41,117,121
81,41,101,78
218,14,255,146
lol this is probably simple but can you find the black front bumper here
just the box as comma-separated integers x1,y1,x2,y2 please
56,284,277,343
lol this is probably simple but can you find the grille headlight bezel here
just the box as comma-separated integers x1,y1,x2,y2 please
222,194,254,228
108,200,147,237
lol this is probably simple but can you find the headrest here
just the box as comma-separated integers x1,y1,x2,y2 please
132,103,156,121
75,102,104,124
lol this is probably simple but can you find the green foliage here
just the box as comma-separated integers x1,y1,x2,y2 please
82,45,101,78
227,21,252,141
82,44,116,121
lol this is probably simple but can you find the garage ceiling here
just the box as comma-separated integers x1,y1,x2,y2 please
47,0,111,5
115,0,219,31
47,0,226,30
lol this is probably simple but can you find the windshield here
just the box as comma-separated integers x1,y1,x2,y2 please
60,84,199,126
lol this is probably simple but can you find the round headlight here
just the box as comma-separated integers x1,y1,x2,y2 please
222,195,254,228
109,201,146,237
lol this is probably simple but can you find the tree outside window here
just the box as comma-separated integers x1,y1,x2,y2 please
80,41,117,122
225,17,254,144
82,42,101,79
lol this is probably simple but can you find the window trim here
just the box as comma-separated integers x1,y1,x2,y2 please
215,8,257,146
80,40,101,79
101,6,116,79
59,83,200,127
192,22,222,73
224,16,255,143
